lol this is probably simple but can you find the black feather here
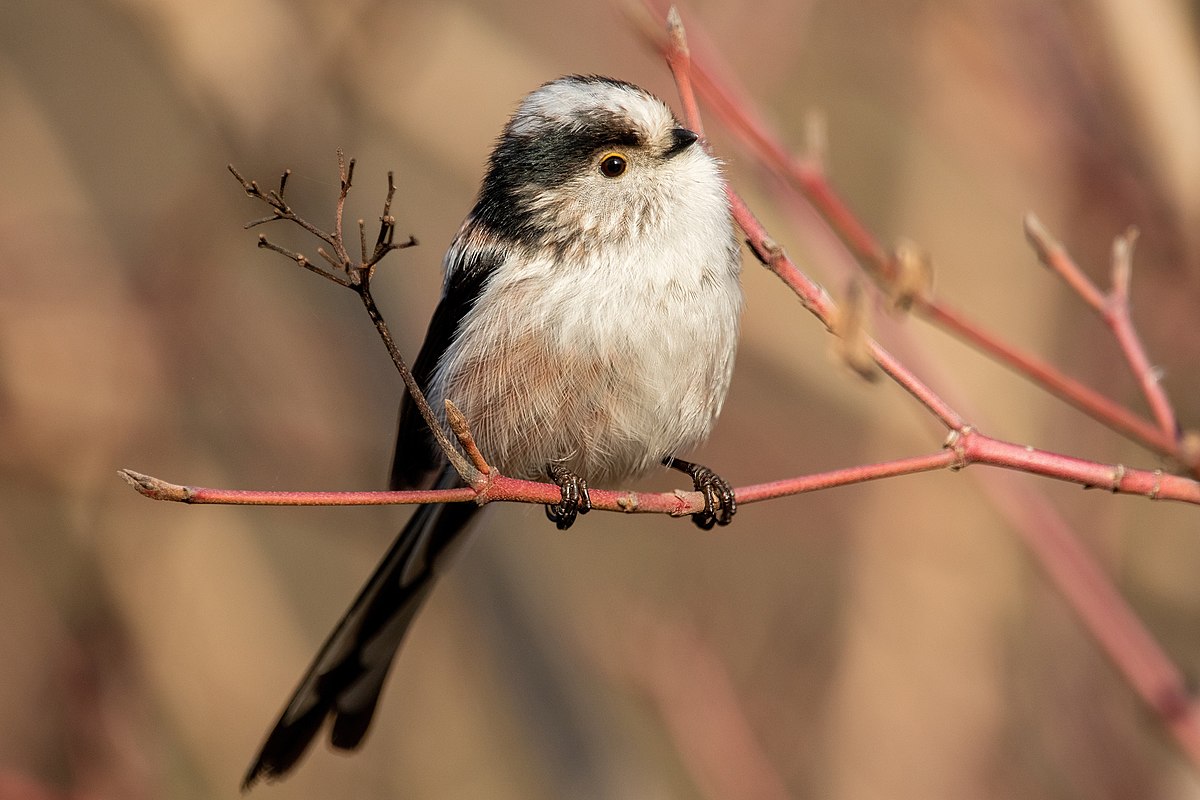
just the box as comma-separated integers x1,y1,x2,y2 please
242,468,479,789
389,245,499,490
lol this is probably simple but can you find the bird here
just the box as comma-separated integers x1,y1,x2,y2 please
242,74,743,788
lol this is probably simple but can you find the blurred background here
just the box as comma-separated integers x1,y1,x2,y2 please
3,0,1200,797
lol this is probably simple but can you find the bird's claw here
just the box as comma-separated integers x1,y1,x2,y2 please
545,463,591,530
664,457,736,530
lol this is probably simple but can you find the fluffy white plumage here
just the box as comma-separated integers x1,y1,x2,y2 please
430,76,742,483
243,75,742,788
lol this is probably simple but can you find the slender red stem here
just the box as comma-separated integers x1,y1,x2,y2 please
956,430,1200,502
727,192,966,431
1026,218,1181,447
734,450,958,503
121,432,1200,512
920,301,1178,455
638,1,1193,476
1107,233,1179,440
963,446,1200,764
649,4,1200,774
1112,299,1178,440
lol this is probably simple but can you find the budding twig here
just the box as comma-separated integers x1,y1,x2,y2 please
649,3,1200,774
638,0,1195,477
729,190,966,430
829,279,878,381
1026,215,1182,451
228,153,477,484
1023,212,1107,309
445,400,491,479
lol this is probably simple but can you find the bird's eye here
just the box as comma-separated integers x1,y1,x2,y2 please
598,153,627,178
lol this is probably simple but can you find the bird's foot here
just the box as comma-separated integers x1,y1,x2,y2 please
545,463,591,530
664,457,736,530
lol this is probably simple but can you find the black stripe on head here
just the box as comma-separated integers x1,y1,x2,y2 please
472,109,643,243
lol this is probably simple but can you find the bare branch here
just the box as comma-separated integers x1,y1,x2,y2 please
1024,212,1108,310
731,190,966,430
122,433,1200,512
636,4,1193,475
648,5,1200,772
229,154,472,482
445,400,491,478
1106,228,1179,442
1028,215,1181,449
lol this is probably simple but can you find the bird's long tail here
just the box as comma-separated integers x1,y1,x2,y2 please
242,468,478,789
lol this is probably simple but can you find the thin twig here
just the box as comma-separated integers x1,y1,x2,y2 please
230,154,473,483
920,301,1178,456
1106,229,1178,440
664,8,704,142
731,192,965,430
118,469,478,506
651,4,1200,774
634,1,1196,476
445,400,491,477
355,284,473,482
1026,216,1181,450
1024,213,1109,310
120,433,1200,509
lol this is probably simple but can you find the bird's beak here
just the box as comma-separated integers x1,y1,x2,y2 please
664,127,700,158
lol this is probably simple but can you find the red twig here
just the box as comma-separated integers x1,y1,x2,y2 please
1025,216,1180,444
718,209,1200,505
652,3,1200,772
664,8,704,141
970,461,1200,766
920,301,1179,457
632,0,1196,477
730,193,966,431
121,432,1200,510
124,459,940,514
954,429,1199,502
118,470,479,507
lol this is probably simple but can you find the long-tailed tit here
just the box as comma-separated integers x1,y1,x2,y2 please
243,74,743,787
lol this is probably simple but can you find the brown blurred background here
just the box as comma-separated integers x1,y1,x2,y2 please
3,0,1200,797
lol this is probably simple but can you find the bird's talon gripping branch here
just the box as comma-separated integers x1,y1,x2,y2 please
664,456,736,530
545,463,592,530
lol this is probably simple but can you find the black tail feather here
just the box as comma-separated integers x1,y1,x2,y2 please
242,470,478,789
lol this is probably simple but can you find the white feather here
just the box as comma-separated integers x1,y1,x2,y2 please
431,78,742,484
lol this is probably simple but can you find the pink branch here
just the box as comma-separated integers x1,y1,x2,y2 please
109,452,956,513
921,301,1179,457
1023,213,1108,310
729,190,966,431
122,432,1200,515
634,0,1194,475
650,4,1200,773
118,469,480,507
1026,217,1179,443
956,429,1200,503
663,8,705,141
968,458,1200,765
734,450,957,503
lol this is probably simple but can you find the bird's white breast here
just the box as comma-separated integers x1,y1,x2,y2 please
432,151,741,485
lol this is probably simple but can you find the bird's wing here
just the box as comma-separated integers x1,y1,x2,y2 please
389,235,502,490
